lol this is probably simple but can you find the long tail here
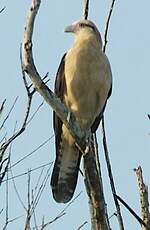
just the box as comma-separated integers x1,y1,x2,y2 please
51,137,81,203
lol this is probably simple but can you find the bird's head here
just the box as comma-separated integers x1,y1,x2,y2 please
64,19,102,45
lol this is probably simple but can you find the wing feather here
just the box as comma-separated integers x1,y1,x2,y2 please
53,53,66,155
51,54,66,191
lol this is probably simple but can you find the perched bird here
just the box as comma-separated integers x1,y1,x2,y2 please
51,19,112,203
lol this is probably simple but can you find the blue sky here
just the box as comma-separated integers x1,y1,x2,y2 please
0,0,150,229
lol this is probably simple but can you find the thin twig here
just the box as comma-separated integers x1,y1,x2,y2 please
34,167,45,192
0,46,37,164
102,117,124,230
0,7,5,14
34,192,82,229
58,191,82,217
3,166,9,230
103,0,116,53
0,157,9,185
32,191,38,230
2,162,52,183
77,221,88,230
30,167,51,217
102,0,125,229
31,212,66,230
0,133,7,144
24,170,31,230
0,97,18,131
0,208,4,215
9,161,27,211
0,99,6,118
3,215,23,229
27,101,44,125
83,0,89,20
0,122,15,185
114,193,147,227
7,136,53,171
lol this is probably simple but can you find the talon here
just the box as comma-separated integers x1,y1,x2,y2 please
84,144,90,155
83,138,91,155
67,111,71,122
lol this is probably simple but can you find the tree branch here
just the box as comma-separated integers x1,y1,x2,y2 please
83,136,111,229
134,166,150,230
21,1,118,230
102,117,124,230
102,0,125,229
22,0,87,153
82,0,112,229
83,0,89,20
103,0,116,53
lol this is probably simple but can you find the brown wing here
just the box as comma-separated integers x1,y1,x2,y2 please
51,53,66,188
51,54,82,203
53,53,66,155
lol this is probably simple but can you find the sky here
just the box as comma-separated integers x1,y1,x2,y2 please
0,0,150,229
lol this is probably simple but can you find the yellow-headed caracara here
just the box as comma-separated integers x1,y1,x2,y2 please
51,20,112,203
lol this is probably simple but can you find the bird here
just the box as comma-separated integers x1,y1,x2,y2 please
50,19,112,203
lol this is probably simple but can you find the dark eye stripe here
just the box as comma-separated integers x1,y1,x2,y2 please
80,23,95,30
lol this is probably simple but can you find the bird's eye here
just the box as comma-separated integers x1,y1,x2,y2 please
80,23,85,28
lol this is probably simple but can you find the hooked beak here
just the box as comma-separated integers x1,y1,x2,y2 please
64,24,75,33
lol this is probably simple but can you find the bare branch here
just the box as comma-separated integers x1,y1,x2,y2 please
83,138,111,229
101,0,125,229
24,171,31,230
102,117,124,229
134,166,150,229
22,0,87,153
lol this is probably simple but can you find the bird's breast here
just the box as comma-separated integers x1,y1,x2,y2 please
64,38,111,128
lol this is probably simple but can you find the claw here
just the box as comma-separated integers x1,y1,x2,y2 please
83,132,92,155
67,111,71,122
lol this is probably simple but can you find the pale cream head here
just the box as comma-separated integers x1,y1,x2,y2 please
64,19,102,46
